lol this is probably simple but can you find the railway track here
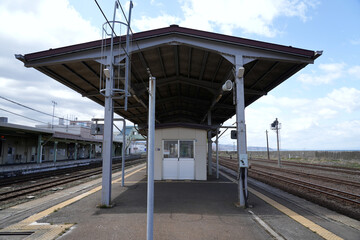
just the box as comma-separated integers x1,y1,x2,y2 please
215,156,360,219
250,163,360,188
0,163,99,188
250,158,360,175
0,158,145,203
0,156,136,187
249,168,360,205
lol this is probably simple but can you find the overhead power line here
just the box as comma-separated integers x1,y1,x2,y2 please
0,95,72,122
0,107,48,124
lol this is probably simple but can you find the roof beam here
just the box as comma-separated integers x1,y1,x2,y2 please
156,95,178,105
244,59,258,78
187,47,192,78
82,90,101,97
212,113,233,119
247,63,304,107
212,57,223,83
214,103,235,110
249,61,280,89
174,45,179,77
265,63,305,92
137,51,149,72
159,115,199,124
244,88,267,96
200,65,234,123
157,109,203,119
62,64,99,91
157,47,167,79
38,66,105,109
199,51,209,81
38,66,85,95
81,61,100,79
134,76,220,96
156,95,210,106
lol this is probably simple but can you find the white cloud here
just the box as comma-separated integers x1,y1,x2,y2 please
150,0,164,7
0,0,104,126
133,15,181,31
258,95,311,108
297,63,346,85
348,65,360,79
0,0,100,49
318,87,360,113
332,120,360,137
179,0,317,37
223,86,360,150
350,39,360,45
133,0,317,37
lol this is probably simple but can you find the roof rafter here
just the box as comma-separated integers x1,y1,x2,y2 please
249,61,280,89
134,76,220,96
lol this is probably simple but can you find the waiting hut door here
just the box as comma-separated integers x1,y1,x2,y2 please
163,140,195,180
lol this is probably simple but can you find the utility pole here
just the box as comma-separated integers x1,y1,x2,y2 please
266,130,270,160
51,100,57,129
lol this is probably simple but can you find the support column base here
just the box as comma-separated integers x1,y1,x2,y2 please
234,202,246,208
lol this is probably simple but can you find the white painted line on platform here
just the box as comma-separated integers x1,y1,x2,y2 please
219,170,343,240
248,210,285,240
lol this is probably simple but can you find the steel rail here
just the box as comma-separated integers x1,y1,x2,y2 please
250,168,360,205
0,158,145,202
250,158,360,175
216,158,360,205
250,163,360,188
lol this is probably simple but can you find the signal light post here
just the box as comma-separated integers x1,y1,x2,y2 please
271,118,281,167
266,130,270,160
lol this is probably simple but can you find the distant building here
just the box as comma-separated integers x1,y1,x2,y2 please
115,126,146,154
0,119,122,165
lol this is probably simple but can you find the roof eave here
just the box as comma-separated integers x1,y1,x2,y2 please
18,25,317,64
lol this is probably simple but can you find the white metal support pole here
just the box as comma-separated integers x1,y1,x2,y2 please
235,58,247,207
75,143,79,160
39,144,43,163
121,120,126,187
39,142,43,164
216,128,219,179
53,141,58,163
101,1,117,207
90,144,93,159
147,76,156,240
101,80,114,205
207,112,212,175
37,134,42,163
146,137,148,175
124,1,133,111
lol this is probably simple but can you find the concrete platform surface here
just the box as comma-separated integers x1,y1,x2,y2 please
41,167,271,240
1,163,359,240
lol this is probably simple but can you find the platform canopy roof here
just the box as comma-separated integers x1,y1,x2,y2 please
17,25,321,128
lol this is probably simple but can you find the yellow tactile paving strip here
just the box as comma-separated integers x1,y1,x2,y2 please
249,187,344,240
0,166,146,240
219,171,344,240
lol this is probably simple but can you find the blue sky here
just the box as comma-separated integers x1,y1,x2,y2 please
0,0,359,150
